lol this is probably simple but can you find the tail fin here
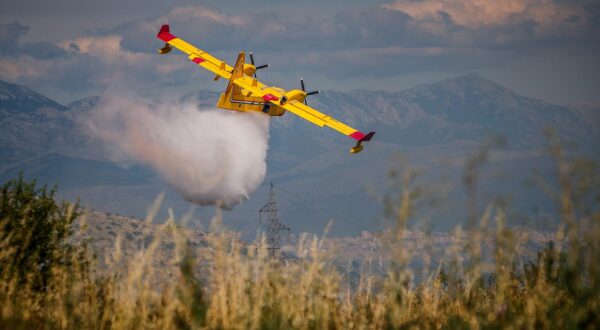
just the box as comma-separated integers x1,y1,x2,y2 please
224,51,246,95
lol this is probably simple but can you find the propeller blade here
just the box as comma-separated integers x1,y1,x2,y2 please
249,52,257,77
249,52,268,78
300,78,319,105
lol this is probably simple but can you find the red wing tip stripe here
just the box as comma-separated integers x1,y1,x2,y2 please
349,131,366,141
349,131,376,141
192,57,205,64
157,32,176,42
262,94,279,102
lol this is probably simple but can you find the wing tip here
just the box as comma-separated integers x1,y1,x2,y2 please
157,24,169,36
360,131,376,142
349,131,375,154
157,24,176,42
349,131,376,142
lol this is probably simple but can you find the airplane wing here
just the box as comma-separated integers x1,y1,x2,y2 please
279,100,375,149
231,76,375,152
156,25,232,80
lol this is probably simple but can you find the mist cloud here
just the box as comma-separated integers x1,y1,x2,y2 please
87,93,270,208
0,21,67,59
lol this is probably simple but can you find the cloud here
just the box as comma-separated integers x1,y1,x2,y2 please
0,21,194,100
384,0,546,27
111,5,255,54
59,35,146,64
1,2,599,101
166,6,248,26
0,56,49,80
0,21,67,59
383,0,599,47
0,21,28,50
275,46,514,79
106,2,600,59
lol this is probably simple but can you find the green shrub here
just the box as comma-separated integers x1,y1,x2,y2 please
0,174,81,291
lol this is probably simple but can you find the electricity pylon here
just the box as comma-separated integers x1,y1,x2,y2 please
259,183,290,258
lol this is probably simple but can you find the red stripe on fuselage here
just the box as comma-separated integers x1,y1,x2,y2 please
349,131,366,141
262,94,279,102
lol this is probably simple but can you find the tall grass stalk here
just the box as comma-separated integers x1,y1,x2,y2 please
0,140,598,329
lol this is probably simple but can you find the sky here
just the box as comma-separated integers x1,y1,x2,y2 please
1,0,599,106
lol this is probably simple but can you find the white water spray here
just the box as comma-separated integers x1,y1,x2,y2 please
87,94,270,208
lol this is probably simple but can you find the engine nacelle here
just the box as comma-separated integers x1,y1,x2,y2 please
281,89,307,105
243,64,256,77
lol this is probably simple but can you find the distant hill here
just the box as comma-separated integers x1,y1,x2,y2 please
0,153,154,189
77,209,559,280
0,79,67,114
72,210,210,275
308,74,599,148
67,96,100,113
0,75,598,235
0,80,96,170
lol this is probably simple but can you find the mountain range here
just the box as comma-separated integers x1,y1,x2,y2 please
1,75,598,236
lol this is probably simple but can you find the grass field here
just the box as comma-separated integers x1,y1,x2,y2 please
1,138,598,329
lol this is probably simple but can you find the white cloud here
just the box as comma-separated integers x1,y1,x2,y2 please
59,35,145,63
0,56,51,80
384,0,583,28
164,5,248,27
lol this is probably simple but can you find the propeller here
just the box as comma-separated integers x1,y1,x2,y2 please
249,52,269,78
300,78,320,105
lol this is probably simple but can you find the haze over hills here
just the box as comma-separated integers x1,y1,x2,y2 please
1,74,598,236
0,80,96,170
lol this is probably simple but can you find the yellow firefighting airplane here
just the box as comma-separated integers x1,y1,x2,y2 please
156,25,375,153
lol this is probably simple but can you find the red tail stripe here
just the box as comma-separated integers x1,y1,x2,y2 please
158,32,176,42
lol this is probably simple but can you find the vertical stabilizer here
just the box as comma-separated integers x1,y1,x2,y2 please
225,51,246,97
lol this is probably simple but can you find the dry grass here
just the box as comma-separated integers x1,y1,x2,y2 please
1,138,599,329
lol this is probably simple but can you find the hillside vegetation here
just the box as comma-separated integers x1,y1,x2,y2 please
1,136,598,329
